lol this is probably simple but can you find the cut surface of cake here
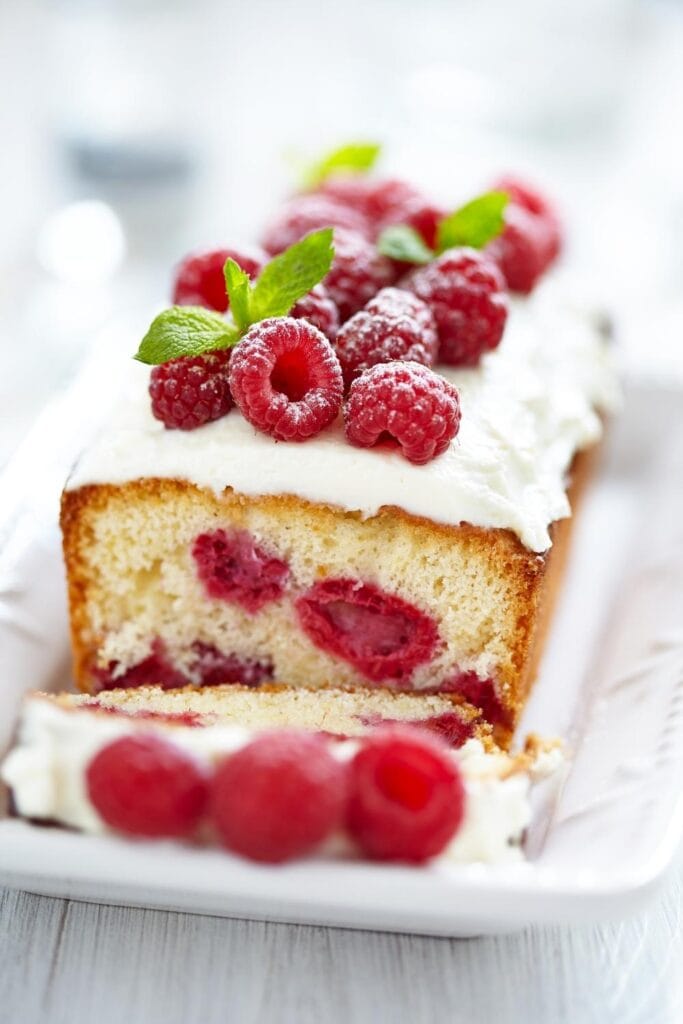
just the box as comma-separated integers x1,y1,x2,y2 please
61,276,617,746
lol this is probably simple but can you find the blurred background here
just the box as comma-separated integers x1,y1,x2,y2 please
1,0,682,465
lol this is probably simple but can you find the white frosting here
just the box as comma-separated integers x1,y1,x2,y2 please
66,276,619,553
1,699,556,864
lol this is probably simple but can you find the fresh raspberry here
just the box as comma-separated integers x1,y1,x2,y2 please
485,203,555,295
229,317,343,441
192,528,289,614
323,228,396,322
346,727,466,862
261,195,369,256
149,349,233,430
436,671,511,729
381,198,446,251
344,362,461,465
335,288,437,389
92,638,188,693
493,175,562,262
172,247,265,313
296,578,440,684
319,176,424,231
403,248,508,366
189,642,274,687
290,284,339,342
86,734,209,838
210,730,346,862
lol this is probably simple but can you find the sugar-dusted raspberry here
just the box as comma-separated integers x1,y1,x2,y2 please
346,727,466,862
261,195,369,256
319,176,424,231
172,247,265,313
403,248,508,366
229,317,343,441
296,578,440,684
210,730,346,862
379,197,446,253
335,289,438,389
86,734,209,838
486,203,554,295
493,175,562,262
92,638,188,693
290,283,339,342
436,671,511,729
149,348,233,431
192,528,289,614
189,642,274,687
344,362,461,465
323,228,396,322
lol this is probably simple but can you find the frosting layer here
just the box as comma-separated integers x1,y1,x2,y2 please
67,277,618,552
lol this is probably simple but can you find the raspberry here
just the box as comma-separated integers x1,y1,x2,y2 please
229,317,343,441
189,642,274,687
319,176,424,231
261,195,369,255
486,203,554,295
436,671,511,729
92,638,188,693
403,248,508,366
296,578,440,684
346,727,466,862
493,175,562,262
344,362,461,465
290,284,339,342
360,712,474,749
86,734,209,838
149,349,233,430
172,247,264,313
192,528,289,614
210,730,346,862
380,198,446,252
323,228,396,322
335,288,437,389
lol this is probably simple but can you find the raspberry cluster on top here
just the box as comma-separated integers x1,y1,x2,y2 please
137,151,563,467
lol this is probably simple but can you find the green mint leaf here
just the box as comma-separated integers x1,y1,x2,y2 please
250,228,334,321
302,141,381,188
224,258,251,330
377,224,434,265
436,190,509,252
134,307,240,365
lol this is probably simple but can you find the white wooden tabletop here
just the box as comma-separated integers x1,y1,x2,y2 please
2,858,681,1024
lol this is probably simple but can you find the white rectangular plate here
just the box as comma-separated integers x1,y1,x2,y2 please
1,335,683,936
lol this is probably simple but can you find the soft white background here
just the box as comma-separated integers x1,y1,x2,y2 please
1,1,682,1021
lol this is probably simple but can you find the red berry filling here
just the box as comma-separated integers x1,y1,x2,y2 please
359,712,474,749
296,578,440,684
92,639,189,693
86,734,209,838
323,228,396,322
189,642,273,687
436,671,511,729
346,727,466,862
172,247,265,313
210,730,347,862
81,701,204,727
192,528,289,614
261,195,369,256
149,349,233,431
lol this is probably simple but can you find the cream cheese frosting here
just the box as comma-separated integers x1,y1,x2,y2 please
67,276,619,553
1,696,556,864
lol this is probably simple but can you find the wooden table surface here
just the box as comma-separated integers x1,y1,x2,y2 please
2,858,681,1024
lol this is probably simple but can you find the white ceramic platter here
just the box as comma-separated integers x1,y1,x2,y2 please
1,331,682,936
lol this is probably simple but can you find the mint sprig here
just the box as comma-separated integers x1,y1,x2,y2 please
377,190,509,266
302,141,381,189
134,228,335,365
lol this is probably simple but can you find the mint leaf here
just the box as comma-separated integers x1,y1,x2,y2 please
134,307,240,365
377,224,434,265
250,228,334,321
436,191,508,252
303,142,381,188
224,258,251,330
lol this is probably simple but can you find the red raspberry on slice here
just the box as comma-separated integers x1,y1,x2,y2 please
486,203,555,295
92,638,189,693
493,174,562,263
172,247,265,313
346,727,466,862
192,528,289,614
86,734,209,838
210,730,346,862
229,317,343,441
335,288,438,389
403,248,508,366
324,228,396,322
261,195,369,256
290,283,339,342
319,176,424,231
345,362,461,465
296,578,440,684
436,671,511,730
149,348,233,431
